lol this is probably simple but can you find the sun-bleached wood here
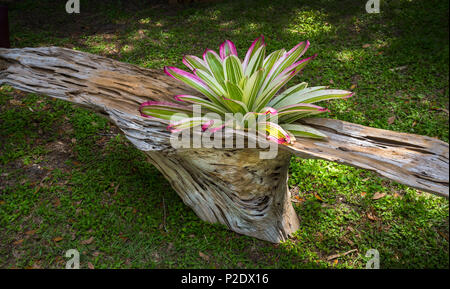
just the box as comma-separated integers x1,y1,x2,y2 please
290,118,449,198
1,47,448,242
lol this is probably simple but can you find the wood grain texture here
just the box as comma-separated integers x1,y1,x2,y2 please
145,148,299,243
287,118,449,198
1,47,448,241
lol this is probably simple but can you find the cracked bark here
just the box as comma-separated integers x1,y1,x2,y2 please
1,47,448,242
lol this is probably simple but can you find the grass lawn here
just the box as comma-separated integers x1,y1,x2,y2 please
0,0,448,269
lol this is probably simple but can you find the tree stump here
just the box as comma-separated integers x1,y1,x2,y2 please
1,47,448,242
146,148,299,242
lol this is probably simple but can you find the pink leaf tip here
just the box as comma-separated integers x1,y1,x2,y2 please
344,92,354,99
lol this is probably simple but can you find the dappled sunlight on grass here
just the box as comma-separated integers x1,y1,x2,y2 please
138,17,152,25
335,49,358,62
219,20,235,28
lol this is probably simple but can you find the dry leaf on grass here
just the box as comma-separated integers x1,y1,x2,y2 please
290,186,299,195
118,233,128,241
388,116,396,125
53,198,61,207
9,99,22,105
291,195,305,203
367,212,378,221
437,231,449,241
372,192,386,200
13,239,24,245
25,229,37,236
81,236,94,245
431,107,449,114
313,193,324,202
199,251,210,262
327,249,358,261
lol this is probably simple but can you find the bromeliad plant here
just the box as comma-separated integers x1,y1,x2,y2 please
140,35,353,144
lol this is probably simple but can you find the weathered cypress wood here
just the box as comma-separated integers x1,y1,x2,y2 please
1,47,448,242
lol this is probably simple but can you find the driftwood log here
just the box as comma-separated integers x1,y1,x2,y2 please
1,47,448,243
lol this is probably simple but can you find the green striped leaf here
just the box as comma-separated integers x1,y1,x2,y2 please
271,86,328,108
168,117,213,133
244,45,266,77
296,89,353,104
183,55,209,72
268,82,309,107
262,49,285,79
164,66,218,103
281,123,327,139
203,49,225,85
225,80,244,101
243,68,265,109
174,95,228,115
194,69,227,104
223,55,243,85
